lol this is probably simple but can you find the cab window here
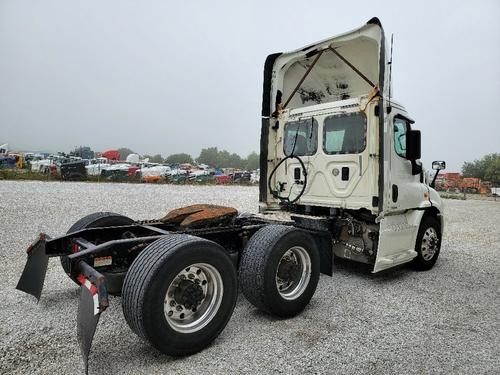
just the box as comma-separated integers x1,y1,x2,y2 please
393,118,408,158
283,118,318,156
323,112,366,154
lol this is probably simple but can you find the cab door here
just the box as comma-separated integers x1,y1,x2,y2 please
386,114,425,212
373,112,424,272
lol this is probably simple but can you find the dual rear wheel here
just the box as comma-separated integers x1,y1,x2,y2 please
63,213,321,357
121,225,320,356
122,235,238,356
239,225,321,318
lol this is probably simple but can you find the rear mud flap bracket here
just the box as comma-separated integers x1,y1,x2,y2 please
76,262,109,375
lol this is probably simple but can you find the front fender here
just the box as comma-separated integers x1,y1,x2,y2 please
428,187,444,233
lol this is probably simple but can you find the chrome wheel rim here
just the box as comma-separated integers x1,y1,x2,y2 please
421,227,439,261
275,246,312,300
164,263,223,333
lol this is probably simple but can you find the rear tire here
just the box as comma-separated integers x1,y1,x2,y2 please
122,235,237,356
239,225,320,318
61,212,134,286
410,216,441,271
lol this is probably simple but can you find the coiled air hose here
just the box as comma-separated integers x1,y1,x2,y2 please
268,154,308,205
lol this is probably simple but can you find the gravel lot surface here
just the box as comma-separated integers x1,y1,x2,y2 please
1,181,499,374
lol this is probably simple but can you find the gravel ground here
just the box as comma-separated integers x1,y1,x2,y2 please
1,180,499,375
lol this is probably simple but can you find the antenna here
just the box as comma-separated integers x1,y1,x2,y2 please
388,34,394,112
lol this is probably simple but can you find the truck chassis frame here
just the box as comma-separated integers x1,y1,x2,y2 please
17,206,335,373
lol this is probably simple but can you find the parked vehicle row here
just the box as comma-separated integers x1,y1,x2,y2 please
1,145,261,184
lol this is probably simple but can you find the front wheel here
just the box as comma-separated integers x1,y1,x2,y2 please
410,216,442,271
122,235,237,356
239,225,320,318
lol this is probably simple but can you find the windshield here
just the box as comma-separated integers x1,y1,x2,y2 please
283,118,318,156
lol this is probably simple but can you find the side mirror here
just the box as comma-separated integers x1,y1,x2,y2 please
432,161,446,170
430,160,446,188
406,130,421,160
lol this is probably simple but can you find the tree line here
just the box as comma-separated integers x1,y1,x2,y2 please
117,147,259,170
461,153,499,185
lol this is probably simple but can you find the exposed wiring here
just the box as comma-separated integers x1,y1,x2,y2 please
268,154,307,204
268,120,310,204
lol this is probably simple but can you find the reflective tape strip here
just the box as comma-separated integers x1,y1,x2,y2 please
92,294,99,316
78,274,100,315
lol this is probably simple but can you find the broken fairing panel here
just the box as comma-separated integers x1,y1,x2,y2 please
270,19,390,112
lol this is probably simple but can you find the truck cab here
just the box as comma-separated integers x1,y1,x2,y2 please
259,18,444,272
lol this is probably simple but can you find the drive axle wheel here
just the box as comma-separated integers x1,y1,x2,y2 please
275,246,312,300
410,216,441,270
61,212,134,288
122,235,237,356
239,225,320,318
164,263,223,333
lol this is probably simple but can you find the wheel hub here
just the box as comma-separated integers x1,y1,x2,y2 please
275,247,312,300
164,263,224,334
421,227,439,261
174,280,204,310
277,257,300,281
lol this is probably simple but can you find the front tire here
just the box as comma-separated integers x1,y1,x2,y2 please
239,225,320,318
122,235,237,356
410,216,442,271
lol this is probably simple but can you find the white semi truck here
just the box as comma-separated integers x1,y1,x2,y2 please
17,18,445,373
259,17,445,273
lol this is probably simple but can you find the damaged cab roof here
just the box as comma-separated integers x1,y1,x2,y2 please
264,17,389,115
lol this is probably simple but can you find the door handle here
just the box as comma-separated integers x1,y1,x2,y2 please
341,167,349,181
392,184,398,202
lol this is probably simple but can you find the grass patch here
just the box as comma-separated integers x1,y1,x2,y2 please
0,169,59,181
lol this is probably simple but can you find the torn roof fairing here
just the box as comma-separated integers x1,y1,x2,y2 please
270,19,388,112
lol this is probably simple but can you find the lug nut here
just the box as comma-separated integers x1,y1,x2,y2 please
176,305,183,312
167,311,173,317
170,300,176,307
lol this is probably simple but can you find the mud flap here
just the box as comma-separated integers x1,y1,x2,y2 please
77,279,101,375
17,234,108,374
16,234,50,301
76,264,109,375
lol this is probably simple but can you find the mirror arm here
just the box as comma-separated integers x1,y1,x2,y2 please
430,170,440,188
411,160,422,176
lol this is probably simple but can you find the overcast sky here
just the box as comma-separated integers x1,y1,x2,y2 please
1,0,499,171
